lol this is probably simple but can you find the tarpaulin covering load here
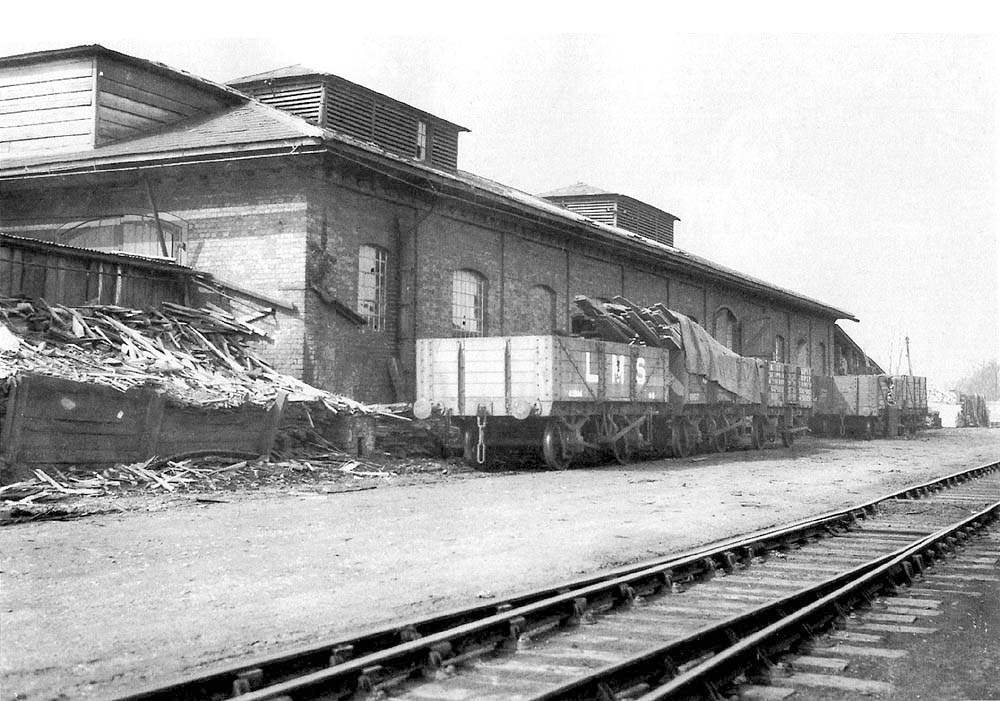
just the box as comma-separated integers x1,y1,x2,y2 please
674,312,764,402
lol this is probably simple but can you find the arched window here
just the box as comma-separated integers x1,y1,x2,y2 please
357,244,388,331
774,334,786,363
795,339,809,368
527,285,557,334
817,341,828,375
713,307,740,352
452,269,486,336
61,214,184,260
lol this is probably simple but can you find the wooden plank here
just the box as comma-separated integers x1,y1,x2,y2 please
18,430,141,453
98,76,205,119
17,446,145,464
0,117,92,142
786,672,892,694
160,412,263,429
18,416,141,436
97,57,225,113
0,57,93,87
257,392,287,459
1,375,31,464
2,133,93,153
98,103,173,131
156,433,263,455
0,75,94,102
0,104,92,129
160,414,266,436
0,87,93,116
96,120,149,144
15,374,149,422
143,392,165,458
96,91,178,125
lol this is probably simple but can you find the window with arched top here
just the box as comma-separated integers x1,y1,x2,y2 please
713,307,741,352
527,285,557,334
774,334,786,363
795,339,809,368
452,269,486,336
357,244,388,331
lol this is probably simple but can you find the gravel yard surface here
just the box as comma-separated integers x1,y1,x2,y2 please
1,428,997,700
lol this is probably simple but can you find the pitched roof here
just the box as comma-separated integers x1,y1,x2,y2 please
0,44,247,105
0,101,325,174
539,182,615,197
226,64,321,83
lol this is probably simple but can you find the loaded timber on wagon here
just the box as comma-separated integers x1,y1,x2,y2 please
414,297,812,468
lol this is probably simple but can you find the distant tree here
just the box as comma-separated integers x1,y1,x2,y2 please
956,360,1000,401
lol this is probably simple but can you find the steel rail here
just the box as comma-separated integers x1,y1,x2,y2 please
114,458,999,701
525,500,1000,700
637,499,1000,700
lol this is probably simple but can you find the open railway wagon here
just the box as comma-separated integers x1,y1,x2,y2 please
812,373,927,438
414,298,811,469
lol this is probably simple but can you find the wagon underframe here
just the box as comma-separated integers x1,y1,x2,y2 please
452,401,810,470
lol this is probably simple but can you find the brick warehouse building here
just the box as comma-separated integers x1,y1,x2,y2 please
0,45,857,403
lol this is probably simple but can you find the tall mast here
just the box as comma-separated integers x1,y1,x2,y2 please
905,336,913,376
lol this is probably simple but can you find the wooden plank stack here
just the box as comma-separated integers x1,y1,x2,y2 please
573,296,682,349
0,296,370,414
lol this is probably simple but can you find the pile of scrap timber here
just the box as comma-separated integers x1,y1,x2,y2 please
574,295,682,348
0,297,368,413
0,454,387,501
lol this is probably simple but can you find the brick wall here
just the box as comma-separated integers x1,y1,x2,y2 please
302,174,407,402
669,280,706,323
623,269,671,309
501,235,568,334
414,207,504,338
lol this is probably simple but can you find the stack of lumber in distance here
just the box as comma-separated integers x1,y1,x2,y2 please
574,295,683,349
0,296,369,413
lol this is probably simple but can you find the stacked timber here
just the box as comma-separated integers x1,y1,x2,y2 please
0,296,368,413
573,296,682,349
957,393,990,428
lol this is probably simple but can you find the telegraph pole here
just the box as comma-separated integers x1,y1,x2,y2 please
905,336,913,376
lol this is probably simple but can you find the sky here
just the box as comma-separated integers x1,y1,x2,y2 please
4,5,998,389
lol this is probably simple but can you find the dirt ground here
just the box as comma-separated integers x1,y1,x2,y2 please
1,428,998,700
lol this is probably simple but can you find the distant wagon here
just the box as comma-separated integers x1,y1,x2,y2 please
812,374,928,439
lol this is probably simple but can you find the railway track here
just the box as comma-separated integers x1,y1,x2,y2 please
117,460,999,701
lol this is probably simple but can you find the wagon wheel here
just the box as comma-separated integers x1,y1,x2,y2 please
721,416,737,451
462,425,478,466
750,416,764,450
702,417,722,453
542,419,573,470
611,416,636,465
671,419,693,458
780,417,795,448
765,418,777,445
863,417,875,441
